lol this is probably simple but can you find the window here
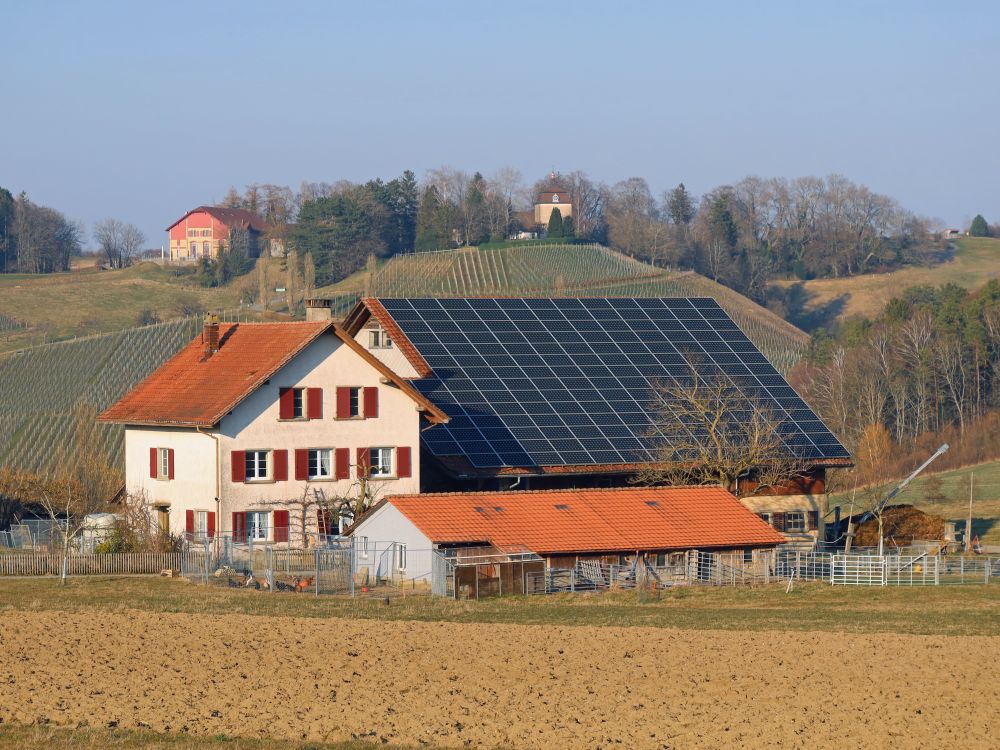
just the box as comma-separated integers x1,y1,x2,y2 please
247,511,269,541
308,448,332,479
370,447,393,477
196,511,208,540
368,329,393,349
188,229,197,237
348,387,360,417
743,549,754,563
293,388,306,418
756,512,772,526
203,241,211,255
784,511,806,533
357,535,369,559
202,229,210,237
245,450,269,481
158,448,170,479
396,544,406,571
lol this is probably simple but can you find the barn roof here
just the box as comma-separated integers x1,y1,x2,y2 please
98,321,447,428
371,486,786,554
344,297,851,476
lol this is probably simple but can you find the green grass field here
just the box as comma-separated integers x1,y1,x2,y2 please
829,458,1000,544
771,237,1000,328
2,575,998,637
0,262,243,353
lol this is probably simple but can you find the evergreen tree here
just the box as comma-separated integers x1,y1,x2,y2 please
562,214,575,239
547,208,563,238
415,186,449,252
970,214,990,237
665,183,696,226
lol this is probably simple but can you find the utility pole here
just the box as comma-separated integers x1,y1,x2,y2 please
965,472,974,554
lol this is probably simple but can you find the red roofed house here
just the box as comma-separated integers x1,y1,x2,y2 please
167,206,267,261
348,486,785,582
98,316,448,544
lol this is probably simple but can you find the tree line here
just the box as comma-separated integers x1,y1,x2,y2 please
220,170,942,293
791,281,1000,483
0,188,83,273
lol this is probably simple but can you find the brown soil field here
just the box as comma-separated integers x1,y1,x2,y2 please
1,609,998,750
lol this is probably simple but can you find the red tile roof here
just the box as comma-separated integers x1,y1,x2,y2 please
379,486,786,554
362,298,432,377
98,321,449,428
166,206,267,233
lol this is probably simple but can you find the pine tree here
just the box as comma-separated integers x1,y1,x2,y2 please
415,186,448,251
970,214,990,237
665,183,696,226
547,208,563,238
562,214,576,239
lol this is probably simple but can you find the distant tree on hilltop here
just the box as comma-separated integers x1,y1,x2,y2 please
970,214,990,237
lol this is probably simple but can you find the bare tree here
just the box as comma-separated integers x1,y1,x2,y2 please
93,218,144,269
637,366,806,494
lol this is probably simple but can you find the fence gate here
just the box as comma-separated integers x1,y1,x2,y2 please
832,554,886,586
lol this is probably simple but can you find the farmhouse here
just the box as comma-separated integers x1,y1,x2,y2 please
167,206,266,261
338,296,850,546
349,486,786,577
98,316,448,542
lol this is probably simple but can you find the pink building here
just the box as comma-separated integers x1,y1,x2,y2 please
166,206,266,261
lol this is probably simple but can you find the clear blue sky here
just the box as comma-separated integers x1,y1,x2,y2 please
3,0,998,247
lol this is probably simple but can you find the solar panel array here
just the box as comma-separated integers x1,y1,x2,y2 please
377,297,849,469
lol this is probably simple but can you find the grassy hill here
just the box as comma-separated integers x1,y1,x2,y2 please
771,237,1000,329
829,459,1000,545
316,243,809,372
0,262,250,354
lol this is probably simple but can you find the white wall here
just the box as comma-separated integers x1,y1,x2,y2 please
350,502,436,581
124,425,218,537
353,322,420,378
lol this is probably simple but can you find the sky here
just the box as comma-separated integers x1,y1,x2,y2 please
3,0,998,247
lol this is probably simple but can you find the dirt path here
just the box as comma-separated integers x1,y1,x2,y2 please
1,610,997,749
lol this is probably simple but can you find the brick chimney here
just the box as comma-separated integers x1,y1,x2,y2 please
202,314,220,359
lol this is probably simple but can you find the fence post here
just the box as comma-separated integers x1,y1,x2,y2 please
570,568,575,593
315,549,320,597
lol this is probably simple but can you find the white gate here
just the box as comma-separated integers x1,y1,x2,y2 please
831,554,886,586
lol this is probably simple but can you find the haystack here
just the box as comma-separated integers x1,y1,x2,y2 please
853,504,945,547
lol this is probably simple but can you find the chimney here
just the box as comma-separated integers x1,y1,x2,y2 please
305,298,333,322
203,313,220,359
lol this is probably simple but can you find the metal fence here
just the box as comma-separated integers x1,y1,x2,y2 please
832,554,1000,586
0,551,184,576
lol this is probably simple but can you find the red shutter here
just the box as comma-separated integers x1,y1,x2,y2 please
149,448,158,479
273,449,288,481
363,387,379,418
357,447,370,478
207,512,216,539
185,510,194,535
294,449,309,481
167,449,175,480
232,512,246,542
274,510,289,543
231,450,246,482
307,387,323,419
278,387,295,419
807,510,819,531
397,446,411,478
335,448,350,480
336,387,350,418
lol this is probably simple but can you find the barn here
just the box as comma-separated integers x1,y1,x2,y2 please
348,485,786,588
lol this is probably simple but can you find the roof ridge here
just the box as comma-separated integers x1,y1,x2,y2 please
387,485,725,500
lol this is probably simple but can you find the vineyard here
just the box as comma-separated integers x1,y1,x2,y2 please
0,244,808,475
322,243,808,371
0,318,202,472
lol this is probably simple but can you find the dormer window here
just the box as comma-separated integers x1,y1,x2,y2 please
369,329,393,349
551,193,560,203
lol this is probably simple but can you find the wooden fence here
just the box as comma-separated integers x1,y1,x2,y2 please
0,552,184,577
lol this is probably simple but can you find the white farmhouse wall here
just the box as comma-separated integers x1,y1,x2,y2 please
124,425,218,537
217,332,422,535
353,324,420,378
350,502,436,581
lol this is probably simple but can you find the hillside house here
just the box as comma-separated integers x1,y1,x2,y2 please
98,316,448,543
167,206,266,261
349,486,786,583
337,296,851,547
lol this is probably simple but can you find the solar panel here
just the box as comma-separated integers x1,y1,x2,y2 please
377,297,848,469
